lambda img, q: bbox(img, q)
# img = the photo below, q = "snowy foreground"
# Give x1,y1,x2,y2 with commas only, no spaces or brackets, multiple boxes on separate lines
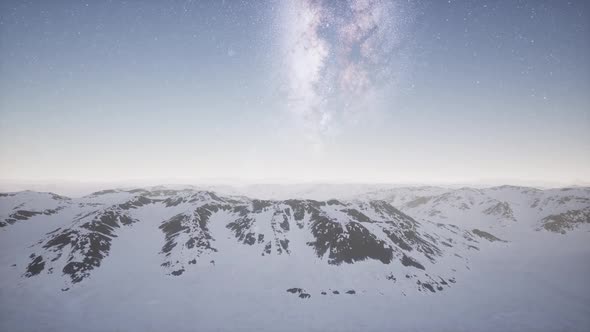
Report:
1,185,589,332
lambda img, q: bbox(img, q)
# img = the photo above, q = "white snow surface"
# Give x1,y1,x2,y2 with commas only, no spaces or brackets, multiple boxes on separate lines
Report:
0,185,589,332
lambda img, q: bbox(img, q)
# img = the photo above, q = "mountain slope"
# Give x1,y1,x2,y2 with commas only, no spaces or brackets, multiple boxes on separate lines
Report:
360,186,590,237
0,188,505,295
1,185,589,332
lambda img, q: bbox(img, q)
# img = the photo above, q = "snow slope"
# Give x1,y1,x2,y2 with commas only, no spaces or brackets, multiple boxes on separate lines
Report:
0,185,589,332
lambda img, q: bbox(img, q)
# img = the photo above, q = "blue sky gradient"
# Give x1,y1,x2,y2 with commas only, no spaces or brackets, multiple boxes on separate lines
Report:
0,0,588,185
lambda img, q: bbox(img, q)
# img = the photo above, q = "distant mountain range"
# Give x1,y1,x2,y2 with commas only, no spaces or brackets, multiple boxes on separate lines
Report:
360,185,590,235
1,185,588,296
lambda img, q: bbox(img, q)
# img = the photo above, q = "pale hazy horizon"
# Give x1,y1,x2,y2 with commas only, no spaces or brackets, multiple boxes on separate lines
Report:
1,176,588,198
1,1,589,187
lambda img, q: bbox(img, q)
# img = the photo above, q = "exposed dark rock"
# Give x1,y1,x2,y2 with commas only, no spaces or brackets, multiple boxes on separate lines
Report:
369,201,415,227
287,288,304,294
2,208,56,226
279,214,290,231
171,269,184,276
118,196,153,210
60,231,112,283
22,206,141,283
227,216,256,245
422,283,435,292
472,229,506,242
541,208,590,234
160,214,189,255
307,216,393,265
284,200,305,221
401,254,425,270
11,210,43,220
252,200,272,213
232,205,249,217
91,189,117,196
401,229,441,261
483,201,515,221
160,205,221,271
344,209,372,223
25,255,45,276
382,229,412,251
279,239,290,252
163,197,184,207
243,232,256,245
345,290,356,294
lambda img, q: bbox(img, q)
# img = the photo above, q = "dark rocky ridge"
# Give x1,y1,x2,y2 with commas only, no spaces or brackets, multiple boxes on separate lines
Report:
472,229,507,242
540,208,590,234
23,197,148,283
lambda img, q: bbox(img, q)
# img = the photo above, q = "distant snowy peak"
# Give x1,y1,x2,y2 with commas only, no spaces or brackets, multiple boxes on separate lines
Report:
0,191,71,227
359,186,590,233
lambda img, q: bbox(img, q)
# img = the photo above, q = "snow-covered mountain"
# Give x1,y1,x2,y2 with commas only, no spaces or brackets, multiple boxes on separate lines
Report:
1,185,589,331
358,185,590,237
1,188,504,294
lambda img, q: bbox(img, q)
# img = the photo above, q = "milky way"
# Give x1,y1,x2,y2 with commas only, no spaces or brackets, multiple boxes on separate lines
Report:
277,0,413,143
1,0,588,183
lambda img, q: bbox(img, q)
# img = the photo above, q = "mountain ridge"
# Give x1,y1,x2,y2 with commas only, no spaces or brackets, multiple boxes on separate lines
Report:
1,185,588,296
1,188,508,295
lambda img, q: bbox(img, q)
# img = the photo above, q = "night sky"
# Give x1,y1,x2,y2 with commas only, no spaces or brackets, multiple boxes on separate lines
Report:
0,0,589,185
